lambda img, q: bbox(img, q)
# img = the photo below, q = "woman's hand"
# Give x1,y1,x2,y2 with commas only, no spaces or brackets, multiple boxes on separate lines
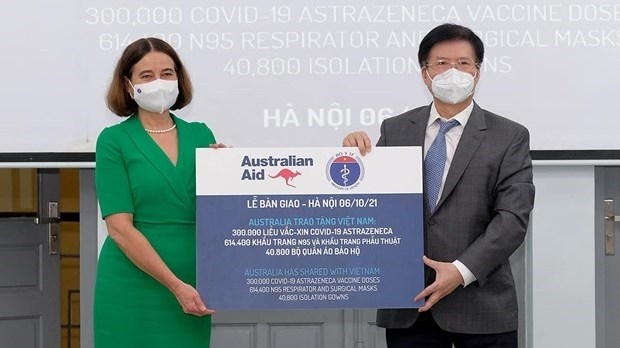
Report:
170,281,216,316
209,143,228,149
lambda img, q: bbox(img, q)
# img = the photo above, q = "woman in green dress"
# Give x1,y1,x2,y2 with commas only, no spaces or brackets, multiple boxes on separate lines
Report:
95,37,221,347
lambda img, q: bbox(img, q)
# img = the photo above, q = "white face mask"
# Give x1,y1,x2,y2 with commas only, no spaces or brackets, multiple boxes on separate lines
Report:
130,79,179,114
427,68,476,105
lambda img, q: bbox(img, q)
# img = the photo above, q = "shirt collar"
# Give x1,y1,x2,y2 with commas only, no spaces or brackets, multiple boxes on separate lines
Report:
427,101,474,128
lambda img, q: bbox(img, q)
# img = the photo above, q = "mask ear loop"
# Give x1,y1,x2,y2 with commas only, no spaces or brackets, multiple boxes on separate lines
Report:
427,68,447,103
425,68,433,81
125,77,137,99
467,69,478,99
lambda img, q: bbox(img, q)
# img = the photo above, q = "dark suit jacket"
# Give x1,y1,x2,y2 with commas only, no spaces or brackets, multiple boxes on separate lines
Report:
375,102,535,334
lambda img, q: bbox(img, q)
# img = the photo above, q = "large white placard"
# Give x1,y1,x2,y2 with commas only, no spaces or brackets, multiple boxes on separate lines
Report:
195,147,425,309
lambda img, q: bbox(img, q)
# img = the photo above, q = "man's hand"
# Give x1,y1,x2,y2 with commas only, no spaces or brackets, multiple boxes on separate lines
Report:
342,131,372,155
414,256,464,312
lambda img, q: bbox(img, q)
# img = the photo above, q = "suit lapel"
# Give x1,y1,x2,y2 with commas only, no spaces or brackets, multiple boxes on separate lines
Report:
435,103,487,211
401,106,430,217
122,115,194,210
404,106,430,146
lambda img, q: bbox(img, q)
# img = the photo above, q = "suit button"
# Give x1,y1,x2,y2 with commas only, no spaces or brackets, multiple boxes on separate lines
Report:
428,219,436,226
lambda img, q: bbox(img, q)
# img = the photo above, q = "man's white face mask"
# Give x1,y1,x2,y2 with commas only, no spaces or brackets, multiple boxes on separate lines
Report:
427,68,476,105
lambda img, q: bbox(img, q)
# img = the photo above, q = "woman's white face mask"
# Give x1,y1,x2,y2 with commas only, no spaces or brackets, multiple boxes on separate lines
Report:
130,79,179,114
427,68,476,105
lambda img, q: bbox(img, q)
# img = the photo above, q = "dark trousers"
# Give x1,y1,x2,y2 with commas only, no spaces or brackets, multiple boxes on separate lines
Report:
385,312,518,348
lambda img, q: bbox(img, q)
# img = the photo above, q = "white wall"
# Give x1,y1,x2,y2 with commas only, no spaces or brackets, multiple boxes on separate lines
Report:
530,164,596,347
4,1,620,152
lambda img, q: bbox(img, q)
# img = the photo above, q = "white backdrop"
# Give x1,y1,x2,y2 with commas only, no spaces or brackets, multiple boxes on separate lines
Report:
2,0,619,152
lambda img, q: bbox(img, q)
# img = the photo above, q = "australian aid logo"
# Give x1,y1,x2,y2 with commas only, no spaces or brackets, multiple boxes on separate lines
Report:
326,151,364,190
240,154,313,187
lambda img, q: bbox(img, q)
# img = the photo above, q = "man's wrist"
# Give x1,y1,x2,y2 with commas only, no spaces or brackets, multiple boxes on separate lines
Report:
452,260,476,287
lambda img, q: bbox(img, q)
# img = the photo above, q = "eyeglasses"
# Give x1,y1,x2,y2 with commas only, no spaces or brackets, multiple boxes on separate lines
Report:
425,59,480,74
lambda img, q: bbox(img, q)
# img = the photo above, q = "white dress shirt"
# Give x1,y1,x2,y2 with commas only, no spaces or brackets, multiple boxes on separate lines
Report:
424,102,477,287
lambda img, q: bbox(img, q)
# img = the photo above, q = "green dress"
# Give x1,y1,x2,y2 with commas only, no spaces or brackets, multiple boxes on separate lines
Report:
94,114,214,347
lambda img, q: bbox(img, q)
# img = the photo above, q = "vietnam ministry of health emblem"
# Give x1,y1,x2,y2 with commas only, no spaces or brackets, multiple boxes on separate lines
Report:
326,152,364,190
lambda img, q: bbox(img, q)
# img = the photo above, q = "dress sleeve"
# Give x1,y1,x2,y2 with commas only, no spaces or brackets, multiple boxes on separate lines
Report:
95,127,135,218
196,122,216,147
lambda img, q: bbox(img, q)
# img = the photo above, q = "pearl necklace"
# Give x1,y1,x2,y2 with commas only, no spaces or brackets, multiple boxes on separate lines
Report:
144,123,176,134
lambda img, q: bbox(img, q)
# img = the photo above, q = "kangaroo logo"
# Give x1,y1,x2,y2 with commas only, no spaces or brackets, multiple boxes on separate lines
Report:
269,168,301,187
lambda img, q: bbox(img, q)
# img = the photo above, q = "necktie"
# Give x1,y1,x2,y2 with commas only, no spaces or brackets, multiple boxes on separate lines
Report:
425,119,460,212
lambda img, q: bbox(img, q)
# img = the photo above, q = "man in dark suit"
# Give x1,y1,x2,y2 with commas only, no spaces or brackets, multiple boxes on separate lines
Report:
343,23,535,348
